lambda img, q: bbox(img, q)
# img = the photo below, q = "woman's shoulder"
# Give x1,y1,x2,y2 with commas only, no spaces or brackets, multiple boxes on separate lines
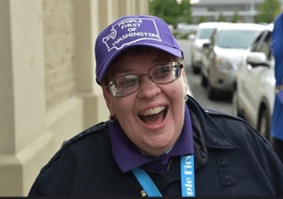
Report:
41,121,112,173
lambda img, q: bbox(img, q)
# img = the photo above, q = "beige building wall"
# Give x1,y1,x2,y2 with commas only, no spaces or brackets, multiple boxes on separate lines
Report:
0,0,149,196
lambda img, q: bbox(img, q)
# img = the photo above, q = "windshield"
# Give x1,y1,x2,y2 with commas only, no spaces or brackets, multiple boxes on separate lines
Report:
197,28,215,39
215,29,261,49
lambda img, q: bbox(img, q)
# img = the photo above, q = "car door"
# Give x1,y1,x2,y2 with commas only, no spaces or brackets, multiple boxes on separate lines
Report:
240,30,272,126
237,32,265,111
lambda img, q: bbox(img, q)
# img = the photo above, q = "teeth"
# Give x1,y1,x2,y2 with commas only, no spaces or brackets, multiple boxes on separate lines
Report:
140,106,165,116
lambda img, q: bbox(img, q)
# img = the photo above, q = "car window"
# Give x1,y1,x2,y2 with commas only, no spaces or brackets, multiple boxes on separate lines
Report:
215,29,261,49
197,28,215,39
255,32,272,60
251,32,265,51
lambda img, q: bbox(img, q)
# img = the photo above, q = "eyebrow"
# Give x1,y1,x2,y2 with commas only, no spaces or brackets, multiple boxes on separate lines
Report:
109,68,134,79
114,68,133,76
154,56,172,63
112,57,174,77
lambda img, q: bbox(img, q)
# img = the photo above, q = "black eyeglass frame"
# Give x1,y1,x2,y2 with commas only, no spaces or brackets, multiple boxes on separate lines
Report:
107,62,184,98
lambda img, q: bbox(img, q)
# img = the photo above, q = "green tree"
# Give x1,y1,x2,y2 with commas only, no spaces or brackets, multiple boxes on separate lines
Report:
149,0,180,26
217,13,226,22
197,16,207,24
231,11,243,23
179,0,193,24
149,0,193,26
254,0,280,23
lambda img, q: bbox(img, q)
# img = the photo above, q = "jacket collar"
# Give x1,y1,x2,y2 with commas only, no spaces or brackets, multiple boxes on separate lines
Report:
186,96,239,169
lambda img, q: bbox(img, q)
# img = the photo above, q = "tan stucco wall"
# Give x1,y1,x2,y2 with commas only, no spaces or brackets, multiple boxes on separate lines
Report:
43,0,77,111
0,0,148,196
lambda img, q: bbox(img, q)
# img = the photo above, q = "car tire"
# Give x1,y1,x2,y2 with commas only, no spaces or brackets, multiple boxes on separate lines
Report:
192,66,200,74
207,82,216,100
257,108,271,142
201,73,208,87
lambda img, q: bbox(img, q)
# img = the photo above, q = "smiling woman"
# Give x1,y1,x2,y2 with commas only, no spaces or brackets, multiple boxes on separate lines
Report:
28,14,283,197
102,47,186,156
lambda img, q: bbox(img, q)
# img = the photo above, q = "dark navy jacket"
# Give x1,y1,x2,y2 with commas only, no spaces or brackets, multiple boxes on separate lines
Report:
28,96,283,197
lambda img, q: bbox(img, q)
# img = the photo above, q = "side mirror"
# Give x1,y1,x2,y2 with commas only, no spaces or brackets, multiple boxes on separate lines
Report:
188,34,195,40
246,52,268,67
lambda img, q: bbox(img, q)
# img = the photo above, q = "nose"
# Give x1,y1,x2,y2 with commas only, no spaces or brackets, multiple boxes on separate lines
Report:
137,75,161,99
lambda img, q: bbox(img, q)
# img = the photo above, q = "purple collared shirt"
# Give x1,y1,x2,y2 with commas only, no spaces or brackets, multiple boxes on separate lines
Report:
111,104,194,175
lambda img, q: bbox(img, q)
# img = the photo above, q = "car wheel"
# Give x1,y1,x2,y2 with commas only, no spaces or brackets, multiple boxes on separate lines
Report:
201,73,208,87
192,65,200,74
207,82,216,100
257,108,271,141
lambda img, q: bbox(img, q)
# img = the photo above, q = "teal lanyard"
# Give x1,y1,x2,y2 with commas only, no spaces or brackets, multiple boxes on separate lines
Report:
132,155,195,197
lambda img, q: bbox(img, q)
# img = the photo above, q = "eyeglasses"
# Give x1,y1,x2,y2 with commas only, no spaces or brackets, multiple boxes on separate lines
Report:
108,62,183,97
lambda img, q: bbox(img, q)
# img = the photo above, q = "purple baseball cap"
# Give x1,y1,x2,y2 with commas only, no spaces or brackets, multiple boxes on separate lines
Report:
95,15,183,84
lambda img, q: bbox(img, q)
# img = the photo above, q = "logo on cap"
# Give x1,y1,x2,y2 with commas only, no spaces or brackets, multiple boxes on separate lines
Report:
102,18,162,52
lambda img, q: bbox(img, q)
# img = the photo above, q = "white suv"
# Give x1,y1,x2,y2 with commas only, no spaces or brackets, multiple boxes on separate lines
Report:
201,23,265,99
232,24,275,141
191,22,219,74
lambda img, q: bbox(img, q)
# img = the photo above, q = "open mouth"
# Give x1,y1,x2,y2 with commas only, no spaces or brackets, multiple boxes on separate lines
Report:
138,106,168,126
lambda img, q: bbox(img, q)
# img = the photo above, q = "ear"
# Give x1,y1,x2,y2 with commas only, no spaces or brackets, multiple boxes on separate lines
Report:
181,69,188,97
102,85,115,116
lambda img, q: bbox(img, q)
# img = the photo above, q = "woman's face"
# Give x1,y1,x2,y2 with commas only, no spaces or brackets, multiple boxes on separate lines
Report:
102,48,188,156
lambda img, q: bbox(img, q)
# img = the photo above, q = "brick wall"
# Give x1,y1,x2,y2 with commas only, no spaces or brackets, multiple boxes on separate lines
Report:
43,0,77,111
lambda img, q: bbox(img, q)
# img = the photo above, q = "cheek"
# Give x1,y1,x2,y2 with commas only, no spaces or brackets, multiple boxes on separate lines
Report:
165,81,185,97
169,89,177,95
113,96,135,117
